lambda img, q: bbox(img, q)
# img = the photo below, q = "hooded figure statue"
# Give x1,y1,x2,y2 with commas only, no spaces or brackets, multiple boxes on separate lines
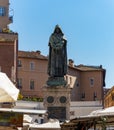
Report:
47,25,67,78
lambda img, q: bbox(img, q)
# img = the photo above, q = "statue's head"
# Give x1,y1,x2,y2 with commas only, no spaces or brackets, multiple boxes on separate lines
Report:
53,25,63,35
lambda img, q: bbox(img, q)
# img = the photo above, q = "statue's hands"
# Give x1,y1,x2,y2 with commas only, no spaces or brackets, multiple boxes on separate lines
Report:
56,44,63,50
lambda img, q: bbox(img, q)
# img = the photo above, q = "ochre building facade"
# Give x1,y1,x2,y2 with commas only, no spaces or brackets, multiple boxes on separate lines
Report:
18,51,106,103
104,86,114,108
18,51,48,98
0,0,18,83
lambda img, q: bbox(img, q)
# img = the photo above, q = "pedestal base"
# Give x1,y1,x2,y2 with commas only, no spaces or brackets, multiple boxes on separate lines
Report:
47,77,67,86
43,85,71,121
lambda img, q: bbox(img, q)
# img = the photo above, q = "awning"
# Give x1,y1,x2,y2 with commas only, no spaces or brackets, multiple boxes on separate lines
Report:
0,72,19,102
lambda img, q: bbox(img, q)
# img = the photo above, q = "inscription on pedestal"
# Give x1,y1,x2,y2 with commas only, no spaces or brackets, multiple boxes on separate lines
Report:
48,107,66,120
43,85,71,120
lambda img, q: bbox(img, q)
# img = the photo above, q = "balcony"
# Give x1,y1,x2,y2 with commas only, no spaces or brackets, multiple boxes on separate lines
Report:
9,16,13,23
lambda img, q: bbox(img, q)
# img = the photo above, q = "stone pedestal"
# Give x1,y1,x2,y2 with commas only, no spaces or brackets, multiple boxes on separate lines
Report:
43,85,71,121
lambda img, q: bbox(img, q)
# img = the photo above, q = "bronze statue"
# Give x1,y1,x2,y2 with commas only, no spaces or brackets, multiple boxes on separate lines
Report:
47,25,67,86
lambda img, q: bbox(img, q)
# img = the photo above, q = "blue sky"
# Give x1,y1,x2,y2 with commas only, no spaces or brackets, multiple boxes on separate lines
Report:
9,0,114,88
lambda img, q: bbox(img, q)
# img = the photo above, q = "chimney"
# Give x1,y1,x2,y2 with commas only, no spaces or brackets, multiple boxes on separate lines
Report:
36,50,41,55
69,59,74,67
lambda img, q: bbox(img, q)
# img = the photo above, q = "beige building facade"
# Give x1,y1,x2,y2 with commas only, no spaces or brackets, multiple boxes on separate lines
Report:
18,51,106,103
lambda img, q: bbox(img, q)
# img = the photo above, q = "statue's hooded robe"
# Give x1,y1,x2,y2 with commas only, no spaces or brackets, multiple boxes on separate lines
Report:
48,25,67,77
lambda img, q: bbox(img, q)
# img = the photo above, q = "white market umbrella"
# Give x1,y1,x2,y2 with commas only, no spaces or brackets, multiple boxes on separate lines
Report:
88,106,114,117
0,72,19,102
96,106,114,116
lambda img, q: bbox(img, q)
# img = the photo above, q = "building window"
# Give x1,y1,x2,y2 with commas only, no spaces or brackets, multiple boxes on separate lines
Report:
94,92,97,100
0,66,1,72
81,92,85,99
30,62,35,70
111,94,114,101
30,80,34,90
70,77,72,85
17,78,22,89
76,80,79,87
0,7,5,16
18,60,22,67
90,78,94,86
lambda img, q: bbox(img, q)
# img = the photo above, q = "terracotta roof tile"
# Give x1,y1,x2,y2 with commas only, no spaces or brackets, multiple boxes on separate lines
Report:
69,64,104,71
75,64,103,71
18,51,48,60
